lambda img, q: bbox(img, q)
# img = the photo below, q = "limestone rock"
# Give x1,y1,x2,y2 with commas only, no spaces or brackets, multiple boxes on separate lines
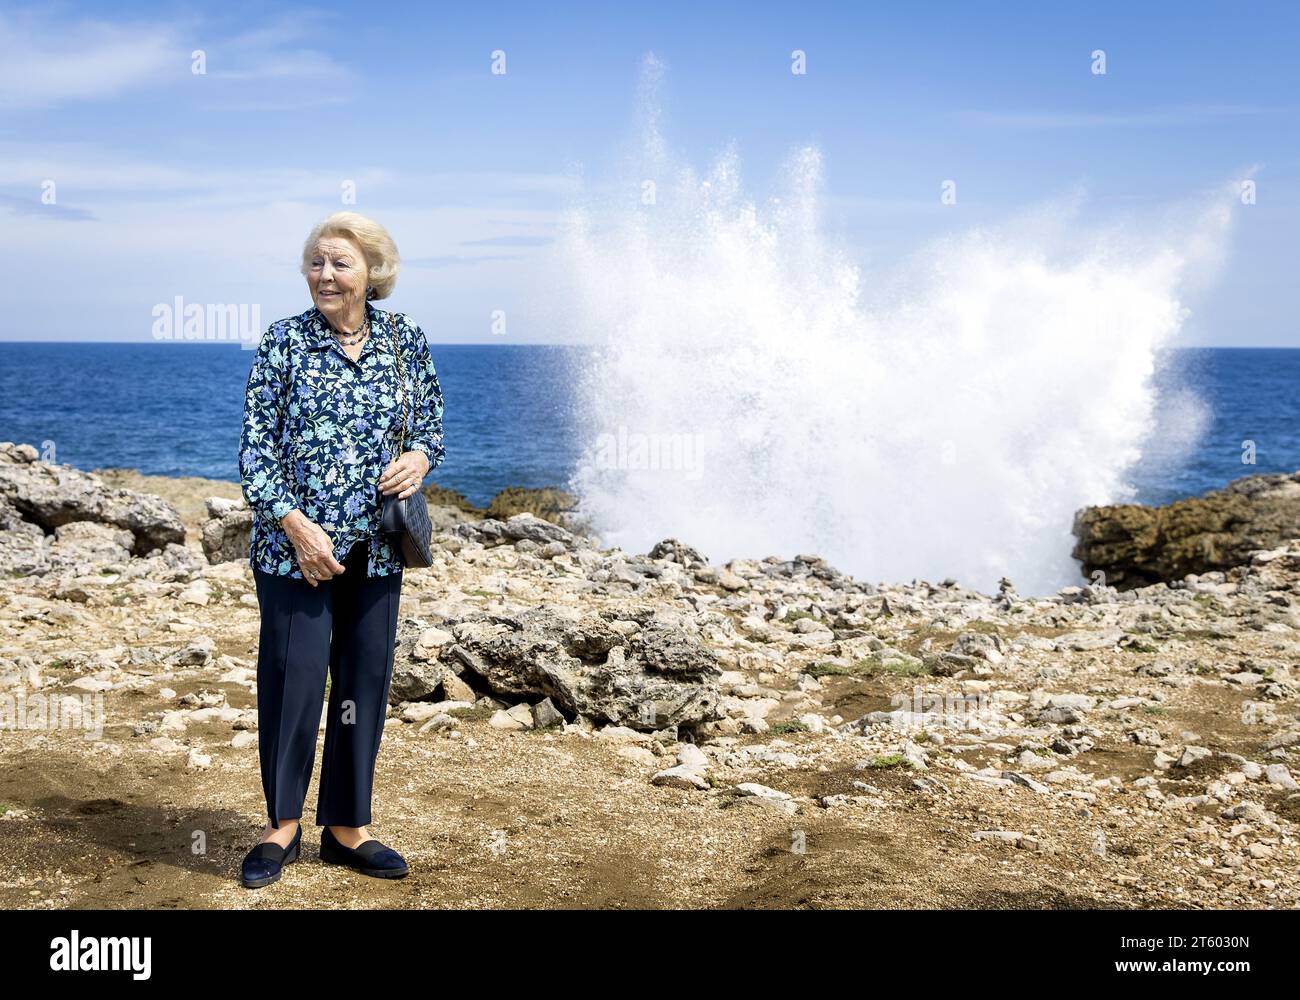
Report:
1073,470,1300,588
200,497,252,564
433,605,722,732
0,444,185,567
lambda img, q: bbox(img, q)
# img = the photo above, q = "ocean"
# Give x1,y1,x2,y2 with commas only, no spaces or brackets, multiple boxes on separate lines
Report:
0,341,584,509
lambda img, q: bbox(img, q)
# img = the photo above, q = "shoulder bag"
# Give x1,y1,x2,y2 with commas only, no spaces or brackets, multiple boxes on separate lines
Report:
378,311,434,568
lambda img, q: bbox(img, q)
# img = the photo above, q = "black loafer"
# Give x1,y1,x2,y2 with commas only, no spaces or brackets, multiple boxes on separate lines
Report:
240,824,302,888
320,826,409,878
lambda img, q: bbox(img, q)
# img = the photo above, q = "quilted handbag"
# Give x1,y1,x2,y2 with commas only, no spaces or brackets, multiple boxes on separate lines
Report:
379,312,434,568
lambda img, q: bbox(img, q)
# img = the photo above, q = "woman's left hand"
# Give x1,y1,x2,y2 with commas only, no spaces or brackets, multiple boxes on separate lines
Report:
379,450,431,499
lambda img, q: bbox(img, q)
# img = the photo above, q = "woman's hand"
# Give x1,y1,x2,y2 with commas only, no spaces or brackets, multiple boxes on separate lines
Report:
379,450,430,500
281,511,346,587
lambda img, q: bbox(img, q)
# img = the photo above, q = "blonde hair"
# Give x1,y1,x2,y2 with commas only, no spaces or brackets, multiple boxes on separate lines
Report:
300,211,400,300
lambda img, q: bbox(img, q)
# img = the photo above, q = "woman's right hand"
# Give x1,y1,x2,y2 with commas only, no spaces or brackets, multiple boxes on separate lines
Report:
280,510,346,586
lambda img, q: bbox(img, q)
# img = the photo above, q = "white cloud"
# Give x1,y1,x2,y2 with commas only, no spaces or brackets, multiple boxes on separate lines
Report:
0,11,182,108
0,8,355,112
0,139,578,203
200,16,353,83
1,138,571,342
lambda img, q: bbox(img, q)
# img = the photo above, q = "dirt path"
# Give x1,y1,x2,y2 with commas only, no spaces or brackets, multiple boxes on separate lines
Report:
3,642,1294,909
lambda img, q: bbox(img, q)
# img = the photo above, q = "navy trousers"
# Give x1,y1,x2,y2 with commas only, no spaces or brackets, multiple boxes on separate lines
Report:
252,539,403,829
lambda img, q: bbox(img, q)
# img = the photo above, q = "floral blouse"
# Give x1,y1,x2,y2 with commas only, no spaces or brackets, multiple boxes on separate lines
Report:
239,302,445,578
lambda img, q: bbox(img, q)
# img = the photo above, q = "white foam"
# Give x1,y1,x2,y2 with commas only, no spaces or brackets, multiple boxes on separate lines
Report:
558,59,1236,596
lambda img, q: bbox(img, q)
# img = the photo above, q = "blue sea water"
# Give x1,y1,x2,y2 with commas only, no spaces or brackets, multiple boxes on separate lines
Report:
0,341,584,509
1141,347,1300,504
0,342,1296,510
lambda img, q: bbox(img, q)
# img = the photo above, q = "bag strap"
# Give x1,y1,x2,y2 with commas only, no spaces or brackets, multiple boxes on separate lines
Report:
388,310,410,456
274,323,303,508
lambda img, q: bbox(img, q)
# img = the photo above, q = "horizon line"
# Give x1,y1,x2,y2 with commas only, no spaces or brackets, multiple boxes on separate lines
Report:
1,340,1298,350
0,339,587,348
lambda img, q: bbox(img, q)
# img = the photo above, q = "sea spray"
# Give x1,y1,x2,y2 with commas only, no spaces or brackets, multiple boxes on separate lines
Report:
558,61,1235,596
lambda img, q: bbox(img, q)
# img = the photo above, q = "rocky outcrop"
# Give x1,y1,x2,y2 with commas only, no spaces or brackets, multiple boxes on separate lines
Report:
1073,470,1300,589
483,485,580,526
647,538,709,568
449,511,590,552
200,496,253,564
389,619,462,702
0,442,187,573
412,605,723,732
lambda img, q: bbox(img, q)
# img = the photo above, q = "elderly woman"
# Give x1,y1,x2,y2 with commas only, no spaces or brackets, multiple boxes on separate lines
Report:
236,211,445,888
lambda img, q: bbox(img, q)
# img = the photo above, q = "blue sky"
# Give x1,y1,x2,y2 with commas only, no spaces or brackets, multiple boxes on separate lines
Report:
3,0,1298,344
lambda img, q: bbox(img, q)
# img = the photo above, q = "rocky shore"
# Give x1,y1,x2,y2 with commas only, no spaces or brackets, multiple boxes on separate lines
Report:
1,439,1298,909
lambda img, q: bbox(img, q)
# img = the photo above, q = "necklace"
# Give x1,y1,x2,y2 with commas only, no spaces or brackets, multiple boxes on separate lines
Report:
330,313,370,346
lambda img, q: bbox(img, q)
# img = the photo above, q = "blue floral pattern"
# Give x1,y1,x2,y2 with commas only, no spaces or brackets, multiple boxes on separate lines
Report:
239,302,445,578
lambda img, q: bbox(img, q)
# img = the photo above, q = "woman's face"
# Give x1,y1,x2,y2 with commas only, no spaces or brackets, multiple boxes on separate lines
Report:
306,234,369,326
